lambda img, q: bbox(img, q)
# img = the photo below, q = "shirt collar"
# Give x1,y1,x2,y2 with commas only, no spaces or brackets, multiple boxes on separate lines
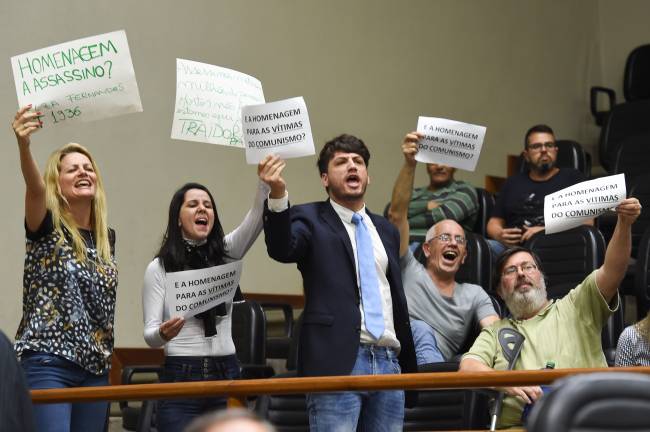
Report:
329,198,367,224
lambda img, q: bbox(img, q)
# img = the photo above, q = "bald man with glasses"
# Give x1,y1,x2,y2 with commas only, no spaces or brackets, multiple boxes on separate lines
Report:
389,133,499,365
486,124,589,257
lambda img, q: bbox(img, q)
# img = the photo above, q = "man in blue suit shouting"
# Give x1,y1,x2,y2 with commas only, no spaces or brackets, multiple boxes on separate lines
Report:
260,134,417,432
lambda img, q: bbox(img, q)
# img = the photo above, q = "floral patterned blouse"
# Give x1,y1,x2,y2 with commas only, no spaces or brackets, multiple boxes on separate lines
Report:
14,212,117,375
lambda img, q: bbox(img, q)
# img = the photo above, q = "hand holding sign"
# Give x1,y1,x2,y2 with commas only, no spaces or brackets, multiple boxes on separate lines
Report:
544,174,626,234
258,155,287,199
401,131,422,167
616,197,642,226
415,117,486,171
12,105,42,148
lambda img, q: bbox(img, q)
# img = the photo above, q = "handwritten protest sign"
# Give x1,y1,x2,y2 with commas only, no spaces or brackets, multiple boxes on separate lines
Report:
11,30,142,126
243,96,315,164
415,117,486,171
171,59,265,147
165,261,242,318
544,174,626,234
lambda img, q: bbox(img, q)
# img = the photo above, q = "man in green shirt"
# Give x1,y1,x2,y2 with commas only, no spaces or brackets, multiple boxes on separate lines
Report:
392,131,478,237
460,197,641,429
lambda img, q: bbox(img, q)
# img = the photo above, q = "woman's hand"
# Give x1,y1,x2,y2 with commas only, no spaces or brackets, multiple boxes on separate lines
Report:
158,317,185,342
258,154,287,199
12,105,42,148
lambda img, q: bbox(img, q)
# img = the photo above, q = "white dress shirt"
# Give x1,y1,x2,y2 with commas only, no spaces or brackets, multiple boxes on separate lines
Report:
268,192,400,351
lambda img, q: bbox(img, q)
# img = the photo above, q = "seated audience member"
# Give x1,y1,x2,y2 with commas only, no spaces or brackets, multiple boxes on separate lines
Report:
184,408,276,432
0,330,34,432
616,311,650,366
460,197,641,429
402,133,478,237
486,125,587,256
389,132,499,365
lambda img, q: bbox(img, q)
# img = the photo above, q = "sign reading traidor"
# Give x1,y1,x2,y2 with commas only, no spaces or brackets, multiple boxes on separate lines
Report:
544,174,626,234
11,30,142,126
165,261,242,318
415,116,486,171
171,59,265,147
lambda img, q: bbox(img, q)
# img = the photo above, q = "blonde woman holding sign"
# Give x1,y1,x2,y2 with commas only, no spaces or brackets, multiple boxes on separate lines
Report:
142,156,282,432
11,105,118,432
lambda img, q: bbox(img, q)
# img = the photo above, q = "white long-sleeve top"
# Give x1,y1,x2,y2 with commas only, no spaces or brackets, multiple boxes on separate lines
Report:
142,180,269,357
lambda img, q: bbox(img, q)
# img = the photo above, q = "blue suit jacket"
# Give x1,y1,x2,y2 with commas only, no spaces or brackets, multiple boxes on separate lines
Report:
264,200,417,380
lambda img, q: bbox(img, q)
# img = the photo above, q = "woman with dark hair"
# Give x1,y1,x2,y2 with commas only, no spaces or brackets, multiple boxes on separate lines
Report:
142,155,284,432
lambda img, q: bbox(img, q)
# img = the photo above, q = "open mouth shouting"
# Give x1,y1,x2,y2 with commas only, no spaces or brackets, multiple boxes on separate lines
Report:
345,173,361,189
441,249,459,265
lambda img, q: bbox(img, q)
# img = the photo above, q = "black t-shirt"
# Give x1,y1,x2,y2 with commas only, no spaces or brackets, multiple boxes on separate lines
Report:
492,168,585,228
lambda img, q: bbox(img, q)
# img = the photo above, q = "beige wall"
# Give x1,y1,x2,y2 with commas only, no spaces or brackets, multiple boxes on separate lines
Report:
0,0,643,346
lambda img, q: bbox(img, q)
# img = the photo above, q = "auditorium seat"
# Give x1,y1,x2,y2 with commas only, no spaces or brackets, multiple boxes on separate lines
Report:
473,188,495,237
526,372,650,432
254,371,309,432
635,227,650,317
590,44,650,127
404,362,490,431
517,139,590,177
232,300,274,378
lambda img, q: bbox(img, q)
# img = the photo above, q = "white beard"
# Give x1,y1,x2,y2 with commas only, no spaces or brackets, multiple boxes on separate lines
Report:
504,278,548,320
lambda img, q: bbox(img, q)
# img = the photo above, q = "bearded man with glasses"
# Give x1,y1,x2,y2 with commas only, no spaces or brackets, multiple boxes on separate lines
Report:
389,132,499,365
460,197,641,429
486,124,590,258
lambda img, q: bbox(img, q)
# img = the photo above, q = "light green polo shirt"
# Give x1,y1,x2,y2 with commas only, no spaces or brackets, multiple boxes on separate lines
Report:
462,270,618,429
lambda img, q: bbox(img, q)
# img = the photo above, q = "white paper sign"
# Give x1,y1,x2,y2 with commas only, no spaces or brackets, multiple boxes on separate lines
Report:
11,30,142,126
171,59,265,147
243,96,315,164
415,116,486,171
544,174,626,234
165,261,242,318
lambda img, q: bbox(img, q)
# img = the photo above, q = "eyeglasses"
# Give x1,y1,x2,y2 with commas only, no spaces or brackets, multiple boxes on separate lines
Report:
527,142,557,151
502,262,538,277
429,233,466,245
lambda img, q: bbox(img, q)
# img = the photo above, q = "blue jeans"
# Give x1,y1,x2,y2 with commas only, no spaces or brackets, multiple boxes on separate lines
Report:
20,351,109,432
157,355,241,432
306,344,404,432
410,319,445,365
487,239,508,262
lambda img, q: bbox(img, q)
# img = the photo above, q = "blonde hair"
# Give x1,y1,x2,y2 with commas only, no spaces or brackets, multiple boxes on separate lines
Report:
43,143,113,265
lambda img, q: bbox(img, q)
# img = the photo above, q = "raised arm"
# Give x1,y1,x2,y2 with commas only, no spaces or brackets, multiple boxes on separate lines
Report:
12,105,46,232
387,132,421,257
596,197,641,302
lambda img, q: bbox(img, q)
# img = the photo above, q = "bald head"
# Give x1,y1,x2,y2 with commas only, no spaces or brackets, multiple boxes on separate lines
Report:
425,219,464,243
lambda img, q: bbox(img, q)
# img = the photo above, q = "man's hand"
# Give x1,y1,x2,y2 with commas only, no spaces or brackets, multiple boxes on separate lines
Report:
402,131,422,167
616,197,642,226
521,225,544,242
258,154,287,199
501,385,543,404
426,200,440,211
497,227,523,246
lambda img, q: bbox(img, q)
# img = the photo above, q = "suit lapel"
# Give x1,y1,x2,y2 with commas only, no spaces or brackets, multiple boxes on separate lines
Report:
319,200,355,267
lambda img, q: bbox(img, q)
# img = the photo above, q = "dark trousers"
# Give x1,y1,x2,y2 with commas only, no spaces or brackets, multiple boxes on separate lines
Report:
156,354,241,432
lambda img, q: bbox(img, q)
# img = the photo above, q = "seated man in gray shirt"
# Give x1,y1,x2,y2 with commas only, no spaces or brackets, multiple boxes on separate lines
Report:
389,131,499,364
